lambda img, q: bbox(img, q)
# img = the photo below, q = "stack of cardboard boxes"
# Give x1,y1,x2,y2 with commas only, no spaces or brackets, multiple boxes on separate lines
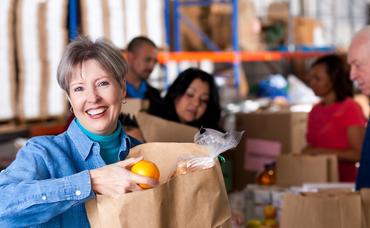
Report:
232,111,308,190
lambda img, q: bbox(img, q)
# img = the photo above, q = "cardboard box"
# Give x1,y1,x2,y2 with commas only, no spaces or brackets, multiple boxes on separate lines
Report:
121,99,149,116
1,0,16,121
293,16,322,46
361,189,370,228
135,112,198,143
267,2,289,23
0,126,29,169
209,1,263,51
281,191,361,228
0,140,18,169
237,111,307,154
279,188,370,228
179,5,207,51
232,111,307,190
276,154,339,187
244,138,281,172
16,0,68,121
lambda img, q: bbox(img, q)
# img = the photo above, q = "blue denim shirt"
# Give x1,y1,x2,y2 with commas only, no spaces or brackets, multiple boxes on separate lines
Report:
0,120,141,227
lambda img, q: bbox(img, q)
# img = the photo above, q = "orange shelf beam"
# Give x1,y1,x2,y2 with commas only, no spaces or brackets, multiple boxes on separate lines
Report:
29,121,67,137
157,51,332,64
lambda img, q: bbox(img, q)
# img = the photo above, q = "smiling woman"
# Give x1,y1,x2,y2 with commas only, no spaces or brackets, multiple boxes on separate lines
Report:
0,37,158,227
68,59,123,135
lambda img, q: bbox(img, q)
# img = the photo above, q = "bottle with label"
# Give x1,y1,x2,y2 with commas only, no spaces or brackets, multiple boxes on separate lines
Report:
257,162,276,186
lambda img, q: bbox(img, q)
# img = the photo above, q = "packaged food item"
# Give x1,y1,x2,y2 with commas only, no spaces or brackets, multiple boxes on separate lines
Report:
257,162,276,186
262,204,278,228
171,127,244,178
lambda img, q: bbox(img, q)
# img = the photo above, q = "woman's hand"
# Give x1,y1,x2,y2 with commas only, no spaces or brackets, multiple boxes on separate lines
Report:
89,156,159,197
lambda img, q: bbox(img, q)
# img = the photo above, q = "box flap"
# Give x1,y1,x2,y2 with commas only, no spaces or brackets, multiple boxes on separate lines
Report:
136,112,198,143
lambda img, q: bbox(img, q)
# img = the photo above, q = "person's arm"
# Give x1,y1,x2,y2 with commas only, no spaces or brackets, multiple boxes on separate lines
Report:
0,143,158,226
0,143,93,226
302,125,365,161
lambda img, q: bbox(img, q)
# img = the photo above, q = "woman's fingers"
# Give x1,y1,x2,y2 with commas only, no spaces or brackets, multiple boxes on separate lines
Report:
128,181,143,192
117,156,143,168
130,172,159,188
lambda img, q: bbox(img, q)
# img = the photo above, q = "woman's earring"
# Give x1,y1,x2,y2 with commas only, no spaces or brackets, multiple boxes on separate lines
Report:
69,106,73,113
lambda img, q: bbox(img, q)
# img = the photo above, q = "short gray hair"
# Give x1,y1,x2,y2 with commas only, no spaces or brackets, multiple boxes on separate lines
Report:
57,36,127,93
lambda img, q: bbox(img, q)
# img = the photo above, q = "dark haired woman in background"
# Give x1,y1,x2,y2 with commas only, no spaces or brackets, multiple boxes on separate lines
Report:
303,54,367,182
149,67,222,130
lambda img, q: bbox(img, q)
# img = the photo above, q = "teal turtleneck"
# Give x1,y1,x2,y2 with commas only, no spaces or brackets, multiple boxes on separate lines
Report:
75,119,122,164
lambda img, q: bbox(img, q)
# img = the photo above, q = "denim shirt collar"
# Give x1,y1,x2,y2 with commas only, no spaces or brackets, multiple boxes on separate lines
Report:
66,119,132,161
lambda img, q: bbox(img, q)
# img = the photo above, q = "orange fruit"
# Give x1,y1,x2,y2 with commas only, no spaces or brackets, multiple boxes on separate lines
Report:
263,205,277,219
130,160,160,189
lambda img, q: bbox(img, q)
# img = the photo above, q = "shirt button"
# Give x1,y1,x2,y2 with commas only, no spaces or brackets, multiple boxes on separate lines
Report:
41,195,47,200
75,190,81,196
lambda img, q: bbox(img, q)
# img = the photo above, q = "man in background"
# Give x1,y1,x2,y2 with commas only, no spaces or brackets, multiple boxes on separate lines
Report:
347,25,370,190
125,36,161,105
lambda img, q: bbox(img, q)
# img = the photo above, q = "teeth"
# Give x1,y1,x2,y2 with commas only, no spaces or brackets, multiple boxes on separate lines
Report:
87,107,106,115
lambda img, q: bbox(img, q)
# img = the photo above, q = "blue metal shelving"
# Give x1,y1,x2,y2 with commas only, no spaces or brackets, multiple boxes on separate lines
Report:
167,0,240,88
68,0,241,88
68,0,78,41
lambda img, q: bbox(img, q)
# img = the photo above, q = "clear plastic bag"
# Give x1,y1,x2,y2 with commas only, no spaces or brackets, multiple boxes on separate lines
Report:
171,127,244,178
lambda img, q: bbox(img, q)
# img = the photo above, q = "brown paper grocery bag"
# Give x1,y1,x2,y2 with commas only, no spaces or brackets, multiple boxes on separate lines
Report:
361,189,370,228
276,154,338,187
135,112,198,143
281,192,361,228
86,143,232,228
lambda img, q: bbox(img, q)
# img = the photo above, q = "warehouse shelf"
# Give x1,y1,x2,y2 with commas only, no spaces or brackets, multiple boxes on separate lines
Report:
169,0,238,52
157,49,334,63
167,0,240,87
66,0,336,87
164,0,338,89
28,121,67,137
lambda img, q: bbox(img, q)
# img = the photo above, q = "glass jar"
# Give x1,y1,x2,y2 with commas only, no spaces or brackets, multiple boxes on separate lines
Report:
257,162,276,186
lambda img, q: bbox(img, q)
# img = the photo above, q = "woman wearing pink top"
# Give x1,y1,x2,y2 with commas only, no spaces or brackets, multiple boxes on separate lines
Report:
303,54,367,182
